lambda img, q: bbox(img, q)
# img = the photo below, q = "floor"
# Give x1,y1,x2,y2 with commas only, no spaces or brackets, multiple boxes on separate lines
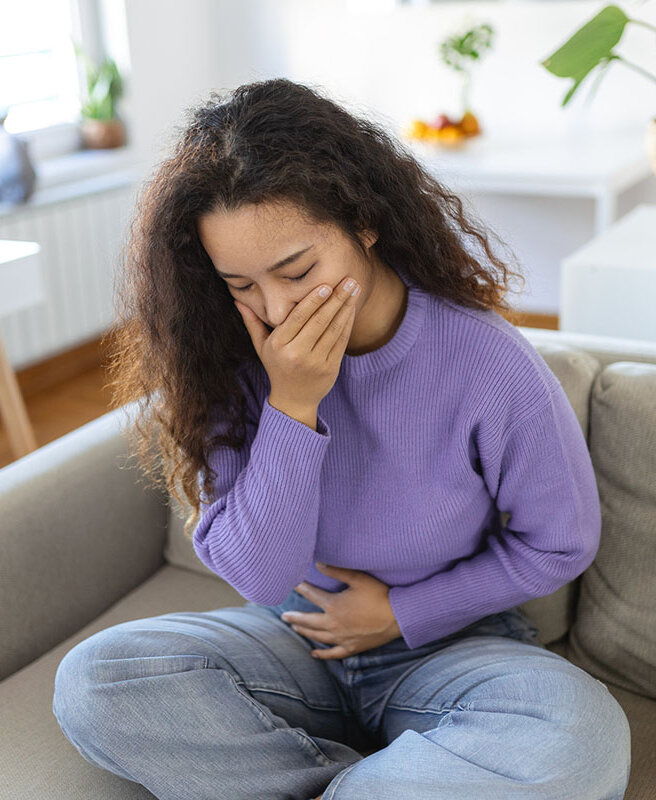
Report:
0,364,112,471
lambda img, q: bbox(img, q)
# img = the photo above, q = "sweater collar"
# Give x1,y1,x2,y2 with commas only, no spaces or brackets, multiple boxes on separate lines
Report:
338,276,427,379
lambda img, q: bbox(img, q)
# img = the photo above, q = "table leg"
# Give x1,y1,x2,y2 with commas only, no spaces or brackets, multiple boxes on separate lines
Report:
0,332,38,459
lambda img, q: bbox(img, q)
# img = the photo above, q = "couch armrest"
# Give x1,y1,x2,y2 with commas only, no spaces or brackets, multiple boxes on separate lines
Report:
0,401,169,680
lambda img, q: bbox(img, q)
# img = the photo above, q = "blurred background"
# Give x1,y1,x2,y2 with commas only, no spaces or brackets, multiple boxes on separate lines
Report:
1,0,655,468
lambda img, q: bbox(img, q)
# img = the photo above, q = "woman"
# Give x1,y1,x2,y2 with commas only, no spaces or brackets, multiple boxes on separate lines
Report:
52,78,631,800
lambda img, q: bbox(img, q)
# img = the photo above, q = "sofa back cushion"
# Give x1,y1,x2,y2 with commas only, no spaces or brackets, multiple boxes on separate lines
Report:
165,496,225,580
514,343,600,644
566,362,656,698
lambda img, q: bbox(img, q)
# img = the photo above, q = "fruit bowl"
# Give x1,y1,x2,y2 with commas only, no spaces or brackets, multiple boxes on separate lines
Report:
403,111,481,149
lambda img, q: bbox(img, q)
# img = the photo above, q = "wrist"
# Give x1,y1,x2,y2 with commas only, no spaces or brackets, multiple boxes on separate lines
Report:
268,394,316,412
267,395,318,430
385,591,402,639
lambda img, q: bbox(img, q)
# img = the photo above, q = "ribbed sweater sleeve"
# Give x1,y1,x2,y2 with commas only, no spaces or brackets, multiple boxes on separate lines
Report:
388,380,602,649
192,394,332,606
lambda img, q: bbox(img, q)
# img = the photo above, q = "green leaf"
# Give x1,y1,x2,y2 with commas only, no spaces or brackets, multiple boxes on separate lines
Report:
541,5,629,107
542,5,628,77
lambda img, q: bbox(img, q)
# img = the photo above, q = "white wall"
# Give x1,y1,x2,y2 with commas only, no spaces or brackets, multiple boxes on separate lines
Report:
121,0,272,165
116,0,656,314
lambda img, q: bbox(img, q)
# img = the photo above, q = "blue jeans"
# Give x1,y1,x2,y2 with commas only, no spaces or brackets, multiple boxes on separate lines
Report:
52,589,631,799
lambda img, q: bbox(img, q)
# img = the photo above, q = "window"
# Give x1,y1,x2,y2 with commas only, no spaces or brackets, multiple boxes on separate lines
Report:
0,0,112,160
0,0,80,132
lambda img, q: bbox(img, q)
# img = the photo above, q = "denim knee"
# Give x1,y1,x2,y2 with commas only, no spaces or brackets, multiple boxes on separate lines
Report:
528,665,631,794
52,626,141,739
52,624,211,741
569,675,631,792
52,634,101,739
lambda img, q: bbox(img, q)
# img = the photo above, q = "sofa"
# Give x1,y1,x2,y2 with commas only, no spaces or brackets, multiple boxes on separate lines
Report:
1,325,655,800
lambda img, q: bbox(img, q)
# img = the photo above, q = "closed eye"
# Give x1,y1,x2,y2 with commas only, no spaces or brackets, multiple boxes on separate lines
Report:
233,263,316,292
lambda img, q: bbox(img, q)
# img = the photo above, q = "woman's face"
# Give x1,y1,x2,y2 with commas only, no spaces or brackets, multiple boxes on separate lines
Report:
197,199,376,331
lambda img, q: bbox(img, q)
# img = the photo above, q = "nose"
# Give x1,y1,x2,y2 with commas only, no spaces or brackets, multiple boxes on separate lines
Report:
264,298,296,329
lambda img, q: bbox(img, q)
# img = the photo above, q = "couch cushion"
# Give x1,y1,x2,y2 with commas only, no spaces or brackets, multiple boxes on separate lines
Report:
515,343,600,645
0,403,170,681
547,637,656,800
2,562,654,799
568,362,656,699
0,564,247,800
165,493,224,581
527,342,599,434
520,326,656,371
164,342,602,648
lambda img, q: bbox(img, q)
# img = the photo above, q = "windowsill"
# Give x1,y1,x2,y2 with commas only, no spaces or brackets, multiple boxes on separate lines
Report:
35,145,146,190
0,145,148,219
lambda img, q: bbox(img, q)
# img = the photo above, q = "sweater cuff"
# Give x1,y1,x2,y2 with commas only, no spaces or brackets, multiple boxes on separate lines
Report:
388,564,491,650
260,394,330,441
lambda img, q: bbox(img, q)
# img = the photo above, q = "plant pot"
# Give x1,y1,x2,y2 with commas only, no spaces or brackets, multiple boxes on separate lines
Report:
80,118,126,149
646,117,656,176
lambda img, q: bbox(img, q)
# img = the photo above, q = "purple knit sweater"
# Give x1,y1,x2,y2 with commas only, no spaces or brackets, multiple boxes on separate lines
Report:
193,277,601,649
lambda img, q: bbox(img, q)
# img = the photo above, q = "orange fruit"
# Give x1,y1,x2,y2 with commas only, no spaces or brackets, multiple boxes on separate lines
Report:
436,126,466,146
406,119,429,140
459,111,480,136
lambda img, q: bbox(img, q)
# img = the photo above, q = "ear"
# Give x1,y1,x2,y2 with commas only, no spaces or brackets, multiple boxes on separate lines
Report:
358,228,379,250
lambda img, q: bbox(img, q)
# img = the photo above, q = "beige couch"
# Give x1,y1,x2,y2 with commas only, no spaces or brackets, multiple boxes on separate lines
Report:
1,326,655,799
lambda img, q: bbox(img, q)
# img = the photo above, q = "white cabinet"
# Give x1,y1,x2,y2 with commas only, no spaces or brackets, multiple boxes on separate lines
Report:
560,204,656,341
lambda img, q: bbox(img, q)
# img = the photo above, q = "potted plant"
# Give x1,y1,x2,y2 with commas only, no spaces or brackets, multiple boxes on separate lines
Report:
438,21,494,127
404,20,495,148
73,41,126,149
540,4,656,172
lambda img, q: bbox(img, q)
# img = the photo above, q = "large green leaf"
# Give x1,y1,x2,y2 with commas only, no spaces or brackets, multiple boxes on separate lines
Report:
541,5,629,106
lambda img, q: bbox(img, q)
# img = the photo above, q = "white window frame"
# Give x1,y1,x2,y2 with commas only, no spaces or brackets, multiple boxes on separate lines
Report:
11,0,107,161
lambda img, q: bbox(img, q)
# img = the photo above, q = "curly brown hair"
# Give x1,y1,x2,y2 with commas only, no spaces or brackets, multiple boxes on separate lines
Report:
103,77,526,542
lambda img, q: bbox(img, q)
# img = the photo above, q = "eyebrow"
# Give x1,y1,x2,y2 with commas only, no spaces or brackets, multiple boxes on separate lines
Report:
216,245,314,279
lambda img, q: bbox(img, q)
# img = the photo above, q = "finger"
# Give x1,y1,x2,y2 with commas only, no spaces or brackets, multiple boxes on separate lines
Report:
273,282,339,347
282,611,331,631
281,276,356,352
317,297,357,360
315,563,363,583
233,300,269,356
311,646,349,660
294,582,332,609
308,277,358,355
290,624,337,643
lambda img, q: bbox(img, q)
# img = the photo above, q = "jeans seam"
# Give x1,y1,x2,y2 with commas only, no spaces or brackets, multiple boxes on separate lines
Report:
383,701,472,715
110,626,240,664
245,684,343,713
223,670,343,767
323,759,361,800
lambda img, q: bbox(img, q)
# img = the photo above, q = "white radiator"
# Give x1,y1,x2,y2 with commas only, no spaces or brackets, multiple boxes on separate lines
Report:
0,170,139,371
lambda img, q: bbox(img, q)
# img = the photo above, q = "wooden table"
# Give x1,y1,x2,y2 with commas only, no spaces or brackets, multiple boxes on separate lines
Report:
0,240,44,459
